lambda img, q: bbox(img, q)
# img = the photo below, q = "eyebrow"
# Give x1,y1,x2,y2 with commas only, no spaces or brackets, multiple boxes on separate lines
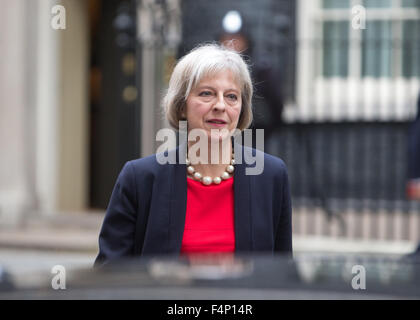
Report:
196,85,240,93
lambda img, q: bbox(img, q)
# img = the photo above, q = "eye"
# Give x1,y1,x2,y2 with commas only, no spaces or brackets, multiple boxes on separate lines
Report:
226,93,238,101
199,91,212,97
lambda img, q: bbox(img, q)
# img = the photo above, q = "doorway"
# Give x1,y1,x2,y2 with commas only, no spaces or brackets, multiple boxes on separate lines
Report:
88,0,140,209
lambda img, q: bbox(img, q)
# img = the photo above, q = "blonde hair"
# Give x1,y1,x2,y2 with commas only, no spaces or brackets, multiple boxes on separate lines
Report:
162,43,253,131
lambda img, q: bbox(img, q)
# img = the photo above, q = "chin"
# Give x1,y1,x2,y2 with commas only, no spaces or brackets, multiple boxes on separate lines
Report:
208,132,231,144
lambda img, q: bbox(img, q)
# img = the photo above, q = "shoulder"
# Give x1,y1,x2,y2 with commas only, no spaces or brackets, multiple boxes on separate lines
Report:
128,153,161,171
122,147,179,178
242,146,288,176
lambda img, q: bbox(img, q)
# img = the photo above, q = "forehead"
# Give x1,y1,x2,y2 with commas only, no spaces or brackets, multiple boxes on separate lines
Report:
194,69,241,90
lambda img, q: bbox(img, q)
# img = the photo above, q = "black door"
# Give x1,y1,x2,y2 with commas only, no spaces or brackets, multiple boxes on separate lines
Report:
89,0,140,209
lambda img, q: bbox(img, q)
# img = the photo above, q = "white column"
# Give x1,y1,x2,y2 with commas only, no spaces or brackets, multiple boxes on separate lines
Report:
57,0,89,211
294,0,320,122
0,0,32,226
140,46,158,157
1,0,91,225
35,0,60,215
35,0,89,213
138,0,181,157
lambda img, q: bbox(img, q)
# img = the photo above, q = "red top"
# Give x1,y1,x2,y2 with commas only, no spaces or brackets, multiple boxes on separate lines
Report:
181,176,235,254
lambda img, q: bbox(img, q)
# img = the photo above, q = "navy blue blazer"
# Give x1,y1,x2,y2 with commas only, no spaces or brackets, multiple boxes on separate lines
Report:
94,143,292,267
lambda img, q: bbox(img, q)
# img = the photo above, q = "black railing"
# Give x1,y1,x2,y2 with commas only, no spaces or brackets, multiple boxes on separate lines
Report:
270,122,420,209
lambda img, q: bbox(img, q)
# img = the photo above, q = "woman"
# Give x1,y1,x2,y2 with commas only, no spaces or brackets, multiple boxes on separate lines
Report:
94,44,292,267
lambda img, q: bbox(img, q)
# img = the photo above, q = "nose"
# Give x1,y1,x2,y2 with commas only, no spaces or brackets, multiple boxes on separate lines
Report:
213,93,226,111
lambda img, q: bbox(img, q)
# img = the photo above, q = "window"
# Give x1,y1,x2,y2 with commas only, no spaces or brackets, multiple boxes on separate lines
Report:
362,20,392,77
364,0,392,8
402,20,420,77
402,0,420,8
321,0,420,78
294,0,420,122
323,0,350,8
323,21,349,77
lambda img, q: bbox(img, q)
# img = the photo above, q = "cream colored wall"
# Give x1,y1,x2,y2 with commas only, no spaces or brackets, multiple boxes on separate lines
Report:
57,0,89,211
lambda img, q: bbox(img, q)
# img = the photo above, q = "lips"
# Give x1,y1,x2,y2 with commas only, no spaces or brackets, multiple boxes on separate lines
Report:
206,119,227,124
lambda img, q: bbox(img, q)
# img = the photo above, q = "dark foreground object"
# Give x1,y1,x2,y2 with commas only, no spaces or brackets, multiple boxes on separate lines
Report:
1,253,419,300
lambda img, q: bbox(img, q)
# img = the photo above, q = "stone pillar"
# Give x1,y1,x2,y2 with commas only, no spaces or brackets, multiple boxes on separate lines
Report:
34,0,60,215
137,0,182,157
0,0,90,227
57,0,89,211
0,0,33,226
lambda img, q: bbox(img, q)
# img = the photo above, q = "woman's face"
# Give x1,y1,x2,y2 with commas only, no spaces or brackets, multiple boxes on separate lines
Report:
184,70,242,142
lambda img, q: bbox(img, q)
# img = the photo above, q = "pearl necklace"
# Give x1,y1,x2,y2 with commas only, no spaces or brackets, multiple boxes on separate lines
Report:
186,154,235,185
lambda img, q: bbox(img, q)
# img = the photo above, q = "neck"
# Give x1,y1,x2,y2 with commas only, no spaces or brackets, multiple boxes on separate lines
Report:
187,138,232,177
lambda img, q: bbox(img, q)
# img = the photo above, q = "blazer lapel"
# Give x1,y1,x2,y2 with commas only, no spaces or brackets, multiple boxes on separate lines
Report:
233,144,253,252
167,143,188,254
